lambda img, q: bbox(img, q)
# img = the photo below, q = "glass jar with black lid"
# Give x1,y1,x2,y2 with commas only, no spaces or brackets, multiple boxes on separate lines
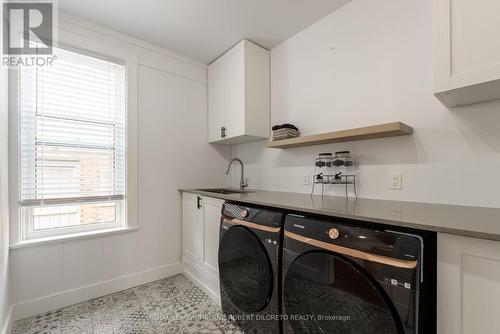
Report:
315,153,333,182
333,151,354,176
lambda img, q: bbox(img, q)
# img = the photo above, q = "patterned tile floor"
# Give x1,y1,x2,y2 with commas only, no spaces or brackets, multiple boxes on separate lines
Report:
11,274,244,334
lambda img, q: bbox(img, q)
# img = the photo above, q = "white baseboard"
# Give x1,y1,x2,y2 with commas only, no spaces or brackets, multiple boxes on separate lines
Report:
1,306,13,334
13,262,182,321
182,255,221,305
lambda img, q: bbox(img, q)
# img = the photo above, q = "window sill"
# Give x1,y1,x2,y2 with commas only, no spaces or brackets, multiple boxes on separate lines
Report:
9,226,138,250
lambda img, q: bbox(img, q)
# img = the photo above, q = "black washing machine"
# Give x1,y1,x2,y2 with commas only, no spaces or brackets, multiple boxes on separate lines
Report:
282,214,436,334
218,202,285,334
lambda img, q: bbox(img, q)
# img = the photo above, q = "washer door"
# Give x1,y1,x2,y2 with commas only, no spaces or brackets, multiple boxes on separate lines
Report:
284,251,403,334
219,226,273,313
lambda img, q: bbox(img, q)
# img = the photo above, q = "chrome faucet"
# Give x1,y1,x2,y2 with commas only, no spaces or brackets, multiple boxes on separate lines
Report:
226,158,248,190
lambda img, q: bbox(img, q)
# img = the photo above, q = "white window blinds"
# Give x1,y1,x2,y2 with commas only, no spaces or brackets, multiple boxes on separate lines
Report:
19,46,126,207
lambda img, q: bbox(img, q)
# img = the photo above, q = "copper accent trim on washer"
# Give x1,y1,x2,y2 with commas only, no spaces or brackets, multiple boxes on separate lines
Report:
223,218,281,233
285,231,418,269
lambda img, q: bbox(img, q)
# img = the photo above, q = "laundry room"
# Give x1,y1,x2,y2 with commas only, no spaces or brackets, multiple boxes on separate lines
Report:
1,0,500,333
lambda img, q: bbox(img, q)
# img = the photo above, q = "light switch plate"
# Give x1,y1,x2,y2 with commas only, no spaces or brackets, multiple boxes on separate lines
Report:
390,172,402,190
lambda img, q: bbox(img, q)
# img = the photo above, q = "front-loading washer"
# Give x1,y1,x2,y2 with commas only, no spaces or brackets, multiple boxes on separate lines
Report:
281,213,436,334
218,202,285,334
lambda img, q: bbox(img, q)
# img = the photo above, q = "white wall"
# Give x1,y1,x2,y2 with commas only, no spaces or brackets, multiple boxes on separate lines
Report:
9,15,231,320
233,0,500,208
1,52,13,333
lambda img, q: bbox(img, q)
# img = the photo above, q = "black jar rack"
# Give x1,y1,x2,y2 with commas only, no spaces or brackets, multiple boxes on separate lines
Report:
310,173,357,198
311,152,357,198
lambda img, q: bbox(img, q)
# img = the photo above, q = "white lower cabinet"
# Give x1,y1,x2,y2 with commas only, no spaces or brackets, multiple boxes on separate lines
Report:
438,233,500,334
182,192,224,302
182,192,204,263
203,197,223,272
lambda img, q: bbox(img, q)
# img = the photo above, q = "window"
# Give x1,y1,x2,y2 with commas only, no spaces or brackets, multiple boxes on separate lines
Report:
18,45,128,240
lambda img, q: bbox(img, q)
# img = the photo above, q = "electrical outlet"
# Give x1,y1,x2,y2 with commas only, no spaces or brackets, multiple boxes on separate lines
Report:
303,172,311,185
390,172,402,190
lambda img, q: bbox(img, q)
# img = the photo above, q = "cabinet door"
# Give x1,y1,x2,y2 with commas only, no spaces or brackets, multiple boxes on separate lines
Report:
208,57,226,143
434,0,500,106
182,193,204,262
438,233,500,334
203,197,224,272
225,44,245,139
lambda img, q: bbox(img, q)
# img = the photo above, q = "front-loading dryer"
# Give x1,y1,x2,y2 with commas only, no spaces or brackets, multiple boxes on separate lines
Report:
218,202,285,334
281,214,436,334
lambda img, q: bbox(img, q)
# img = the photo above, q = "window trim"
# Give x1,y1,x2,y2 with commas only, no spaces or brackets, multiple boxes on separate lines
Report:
9,30,138,246
9,226,139,250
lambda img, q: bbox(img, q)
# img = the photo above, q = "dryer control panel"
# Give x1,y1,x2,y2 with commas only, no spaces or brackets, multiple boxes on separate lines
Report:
285,214,422,262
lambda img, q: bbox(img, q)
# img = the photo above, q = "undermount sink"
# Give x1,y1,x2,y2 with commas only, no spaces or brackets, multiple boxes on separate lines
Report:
197,188,252,195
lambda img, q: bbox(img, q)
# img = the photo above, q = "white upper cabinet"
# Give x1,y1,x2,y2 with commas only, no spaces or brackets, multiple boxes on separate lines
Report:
434,0,500,107
208,40,270,144
208,58,226,143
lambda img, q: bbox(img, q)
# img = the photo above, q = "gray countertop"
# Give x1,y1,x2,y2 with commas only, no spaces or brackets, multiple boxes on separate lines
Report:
180,188,500,241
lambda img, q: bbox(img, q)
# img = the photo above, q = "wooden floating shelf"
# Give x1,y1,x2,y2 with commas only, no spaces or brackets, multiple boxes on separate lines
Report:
267,122,413,149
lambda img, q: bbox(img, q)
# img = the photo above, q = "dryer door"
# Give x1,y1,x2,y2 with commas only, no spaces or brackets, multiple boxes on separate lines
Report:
219,225,273,313
283,251,403,334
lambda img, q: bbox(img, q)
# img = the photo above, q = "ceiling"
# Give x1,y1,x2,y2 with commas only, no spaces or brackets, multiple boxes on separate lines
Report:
59,0,350,64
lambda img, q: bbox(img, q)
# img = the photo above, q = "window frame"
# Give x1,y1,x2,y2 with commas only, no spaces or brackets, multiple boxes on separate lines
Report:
9,30,138,245
22,201,125,240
